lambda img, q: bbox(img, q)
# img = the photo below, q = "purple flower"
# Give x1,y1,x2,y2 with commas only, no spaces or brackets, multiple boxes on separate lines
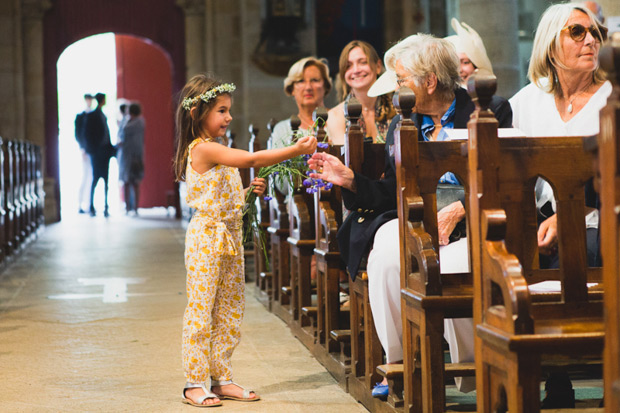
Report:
263,195,272,201
324,182,333,190
302,178,313,187
317,142,329,149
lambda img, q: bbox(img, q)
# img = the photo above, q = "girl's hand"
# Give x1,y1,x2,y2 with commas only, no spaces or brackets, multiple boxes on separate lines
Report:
295,135,318,155
249,177,267,196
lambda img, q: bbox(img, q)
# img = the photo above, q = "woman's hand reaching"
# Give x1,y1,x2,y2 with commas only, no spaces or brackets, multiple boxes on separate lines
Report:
307,152,356,191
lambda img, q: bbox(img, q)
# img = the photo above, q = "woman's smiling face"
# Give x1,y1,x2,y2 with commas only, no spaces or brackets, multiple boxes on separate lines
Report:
344,46,380,91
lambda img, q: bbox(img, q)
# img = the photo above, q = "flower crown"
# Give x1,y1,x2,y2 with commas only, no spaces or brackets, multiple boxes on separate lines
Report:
182,83,236,110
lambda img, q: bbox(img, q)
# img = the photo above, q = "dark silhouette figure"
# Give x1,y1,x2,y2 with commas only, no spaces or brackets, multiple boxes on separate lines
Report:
83,93,115,217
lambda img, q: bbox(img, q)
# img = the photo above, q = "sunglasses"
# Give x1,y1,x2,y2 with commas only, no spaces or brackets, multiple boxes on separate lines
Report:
561,24,608,43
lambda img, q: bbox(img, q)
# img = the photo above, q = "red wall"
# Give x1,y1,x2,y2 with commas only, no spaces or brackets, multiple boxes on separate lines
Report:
116,35,175,208
43,0,185,219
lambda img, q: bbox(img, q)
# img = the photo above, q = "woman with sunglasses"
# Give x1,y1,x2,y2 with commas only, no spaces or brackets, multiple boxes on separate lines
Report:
510,3,609,134
509,3,609,408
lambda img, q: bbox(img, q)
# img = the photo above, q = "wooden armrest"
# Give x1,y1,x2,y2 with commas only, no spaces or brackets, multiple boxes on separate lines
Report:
330,329,351,342
301,306,317,317
377,363,404,379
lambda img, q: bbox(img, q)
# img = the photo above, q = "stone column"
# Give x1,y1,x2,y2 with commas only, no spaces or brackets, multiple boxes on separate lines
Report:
176,0,207,78
384,0,431,49
21,0,54,222
21,0,50,148
599,0,619,21
459,0,520,98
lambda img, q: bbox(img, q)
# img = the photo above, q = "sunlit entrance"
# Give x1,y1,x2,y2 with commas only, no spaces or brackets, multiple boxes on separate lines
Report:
57,33,122,219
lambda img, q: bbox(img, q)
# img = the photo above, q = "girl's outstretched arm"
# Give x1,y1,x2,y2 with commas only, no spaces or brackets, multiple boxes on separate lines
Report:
191,135,317,173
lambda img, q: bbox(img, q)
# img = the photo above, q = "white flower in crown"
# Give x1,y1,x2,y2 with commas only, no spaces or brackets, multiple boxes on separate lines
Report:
182,83,236,110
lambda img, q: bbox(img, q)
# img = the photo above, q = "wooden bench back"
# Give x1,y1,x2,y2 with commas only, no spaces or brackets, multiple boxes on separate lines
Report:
467,76,602,337
393,87,472,297
598,43,620,412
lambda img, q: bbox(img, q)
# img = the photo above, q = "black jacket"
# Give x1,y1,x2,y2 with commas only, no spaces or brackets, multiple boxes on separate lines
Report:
337,88,513,279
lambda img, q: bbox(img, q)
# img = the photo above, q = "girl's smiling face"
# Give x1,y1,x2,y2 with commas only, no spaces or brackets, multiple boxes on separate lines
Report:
203,94,232,138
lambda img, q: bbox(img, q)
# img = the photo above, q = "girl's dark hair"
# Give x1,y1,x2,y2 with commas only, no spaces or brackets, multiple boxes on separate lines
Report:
173,74,231,182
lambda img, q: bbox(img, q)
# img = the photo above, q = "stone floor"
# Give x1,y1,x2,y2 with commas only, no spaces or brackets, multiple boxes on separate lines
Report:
0,209,366,412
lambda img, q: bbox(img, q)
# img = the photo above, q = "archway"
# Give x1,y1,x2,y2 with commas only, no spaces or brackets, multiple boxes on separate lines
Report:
57,33,175,218
43,0,185,221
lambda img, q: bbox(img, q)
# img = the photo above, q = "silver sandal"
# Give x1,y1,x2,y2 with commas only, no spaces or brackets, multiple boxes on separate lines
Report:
182,382,223,408
211,379,261,402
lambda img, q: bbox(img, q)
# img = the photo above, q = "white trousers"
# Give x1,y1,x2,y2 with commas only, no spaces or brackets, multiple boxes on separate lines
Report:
367,218,475,392
79,150,92,210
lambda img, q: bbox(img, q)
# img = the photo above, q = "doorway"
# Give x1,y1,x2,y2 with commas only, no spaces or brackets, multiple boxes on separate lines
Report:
56,33,176,219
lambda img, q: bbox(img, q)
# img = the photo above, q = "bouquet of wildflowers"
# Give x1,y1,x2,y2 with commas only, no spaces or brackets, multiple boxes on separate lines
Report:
243,119,331,264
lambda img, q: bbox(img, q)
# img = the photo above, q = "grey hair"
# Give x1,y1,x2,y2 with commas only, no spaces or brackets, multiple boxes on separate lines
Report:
388,33,461,101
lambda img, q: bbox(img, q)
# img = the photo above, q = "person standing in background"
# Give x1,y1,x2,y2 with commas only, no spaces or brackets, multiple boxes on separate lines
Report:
117,102,145,216
84,92,115,218
74,93,94,214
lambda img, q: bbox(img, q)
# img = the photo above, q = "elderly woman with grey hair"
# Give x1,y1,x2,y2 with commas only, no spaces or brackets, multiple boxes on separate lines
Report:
308,33,512,399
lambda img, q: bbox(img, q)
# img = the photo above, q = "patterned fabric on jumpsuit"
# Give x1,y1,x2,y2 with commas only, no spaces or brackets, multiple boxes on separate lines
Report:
182,138,245,384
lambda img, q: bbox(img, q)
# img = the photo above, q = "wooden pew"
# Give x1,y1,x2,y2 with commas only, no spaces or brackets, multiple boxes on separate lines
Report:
467,76,604,413
268,116,300,324
4,140,17,256
287,108,331,349
306,109,352,388
344,97,397,411
393,87,475,413
597,44,620,413
253,121,274,309
34,144,44,229
0,137,6,266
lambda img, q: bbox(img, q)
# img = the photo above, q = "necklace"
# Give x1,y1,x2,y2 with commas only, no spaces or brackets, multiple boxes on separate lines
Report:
565,86,592,114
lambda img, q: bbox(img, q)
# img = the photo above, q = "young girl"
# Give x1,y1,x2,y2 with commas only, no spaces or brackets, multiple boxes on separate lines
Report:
174,74,317,407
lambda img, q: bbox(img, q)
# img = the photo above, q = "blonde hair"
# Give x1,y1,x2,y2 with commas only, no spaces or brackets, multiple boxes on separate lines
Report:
283,57,332,96
173,74,233,182
337,40,382,100
389,33,460,102
528,3,608,95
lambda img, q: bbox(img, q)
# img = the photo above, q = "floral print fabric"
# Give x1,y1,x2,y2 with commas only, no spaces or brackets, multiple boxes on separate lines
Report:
182,138,245,384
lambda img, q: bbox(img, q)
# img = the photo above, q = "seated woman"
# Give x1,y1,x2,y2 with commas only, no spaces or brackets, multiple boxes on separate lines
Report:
449,18,495,86
510,2,609,272
272,56,332,150
326,40,396,145
509,3,609,407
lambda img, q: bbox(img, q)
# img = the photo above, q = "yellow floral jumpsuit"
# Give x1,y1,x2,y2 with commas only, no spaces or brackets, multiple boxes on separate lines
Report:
182,138,245,385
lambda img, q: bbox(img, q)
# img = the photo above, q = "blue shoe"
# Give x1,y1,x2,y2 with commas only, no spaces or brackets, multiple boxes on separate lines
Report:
371,382,389,399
